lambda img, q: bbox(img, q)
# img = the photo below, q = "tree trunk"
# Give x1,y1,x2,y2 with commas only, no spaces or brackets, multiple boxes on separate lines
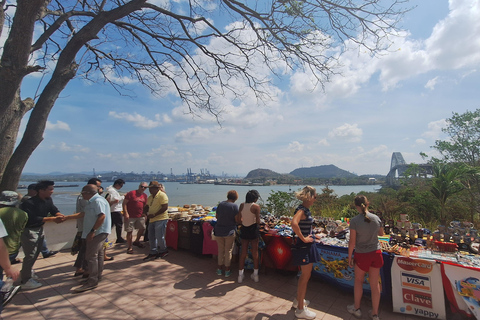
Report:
0,0,45,187
0,0,147,192
0,0,44,121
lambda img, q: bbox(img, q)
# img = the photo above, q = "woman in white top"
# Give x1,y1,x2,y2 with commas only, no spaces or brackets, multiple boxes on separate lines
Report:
237,190,261,283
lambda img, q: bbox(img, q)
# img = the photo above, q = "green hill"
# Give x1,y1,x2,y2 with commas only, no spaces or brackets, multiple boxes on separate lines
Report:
290,165,356,178
245,168,283,179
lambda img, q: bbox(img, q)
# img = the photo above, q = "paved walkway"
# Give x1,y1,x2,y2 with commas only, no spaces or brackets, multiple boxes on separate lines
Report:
2,244,450,320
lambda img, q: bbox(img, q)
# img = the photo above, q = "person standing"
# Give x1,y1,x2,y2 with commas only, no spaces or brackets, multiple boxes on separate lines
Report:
347,195,384,320
237,190,261,283
143,181,169,261
21,184,57,259
73,184,111,293
123,182,148,254
0,192,28,266
19,180,65,289
105,179,125,243
0,191,25,312
214,190,239,277
72,178,102,277
291,186,320,319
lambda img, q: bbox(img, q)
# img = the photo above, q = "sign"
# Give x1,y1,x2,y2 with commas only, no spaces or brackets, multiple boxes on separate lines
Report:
442,262,480,319
392,256,446,319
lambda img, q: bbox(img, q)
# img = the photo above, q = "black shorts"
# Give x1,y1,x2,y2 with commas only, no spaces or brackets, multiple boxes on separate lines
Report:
291,243,320,266
240,224,259,240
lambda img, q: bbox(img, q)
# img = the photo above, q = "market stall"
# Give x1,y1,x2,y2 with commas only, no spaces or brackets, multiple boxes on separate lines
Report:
165,206,480,319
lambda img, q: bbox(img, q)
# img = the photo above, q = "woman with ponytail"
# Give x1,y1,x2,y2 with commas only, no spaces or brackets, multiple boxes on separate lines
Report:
347,195,384,320
291,186,320,319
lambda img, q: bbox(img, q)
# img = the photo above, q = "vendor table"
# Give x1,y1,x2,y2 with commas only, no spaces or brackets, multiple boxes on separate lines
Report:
312,244,391,299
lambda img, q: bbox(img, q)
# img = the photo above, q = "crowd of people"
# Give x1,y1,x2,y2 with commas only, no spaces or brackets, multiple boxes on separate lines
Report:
0,180,384,319
0,178,171,313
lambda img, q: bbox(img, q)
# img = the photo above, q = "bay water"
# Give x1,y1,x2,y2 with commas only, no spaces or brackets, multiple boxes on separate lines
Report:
19,181,379,215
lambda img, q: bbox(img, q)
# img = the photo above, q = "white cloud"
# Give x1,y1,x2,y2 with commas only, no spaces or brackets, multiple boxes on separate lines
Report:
425,0,480,70
328,123,363,142
288,141,304,153
318,138,330,146
425,76,440,90
50,142,90,153
422,119,447,139
46,120,71,131
175,126,215,143
109,111,162,129
415,138,427,145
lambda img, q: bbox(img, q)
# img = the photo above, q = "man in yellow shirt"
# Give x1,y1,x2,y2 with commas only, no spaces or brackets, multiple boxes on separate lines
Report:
143,181,169,261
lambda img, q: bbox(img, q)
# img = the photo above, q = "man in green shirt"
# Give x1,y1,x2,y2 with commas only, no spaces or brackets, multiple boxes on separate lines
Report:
0,191,28,263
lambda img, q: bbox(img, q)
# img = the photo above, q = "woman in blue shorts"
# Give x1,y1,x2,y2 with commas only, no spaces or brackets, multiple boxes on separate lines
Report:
291,186,320,319
347,195,384,320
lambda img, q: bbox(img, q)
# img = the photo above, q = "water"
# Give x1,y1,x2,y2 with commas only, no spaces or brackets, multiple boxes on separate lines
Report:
19,181,379,215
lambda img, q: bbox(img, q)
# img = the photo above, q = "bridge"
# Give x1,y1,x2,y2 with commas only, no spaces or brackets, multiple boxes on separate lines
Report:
385,152,433,186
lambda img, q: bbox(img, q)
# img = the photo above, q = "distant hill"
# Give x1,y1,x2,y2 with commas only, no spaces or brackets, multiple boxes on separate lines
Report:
290,165,357,178
245,168,283,179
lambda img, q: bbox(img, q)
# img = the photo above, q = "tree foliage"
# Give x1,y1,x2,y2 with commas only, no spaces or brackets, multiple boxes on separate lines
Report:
434,109,480,166
265,190,298,216
430,162,471,224
0,0,410,191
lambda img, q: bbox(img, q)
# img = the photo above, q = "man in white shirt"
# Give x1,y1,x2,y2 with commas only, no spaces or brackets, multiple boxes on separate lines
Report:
105,179,125,243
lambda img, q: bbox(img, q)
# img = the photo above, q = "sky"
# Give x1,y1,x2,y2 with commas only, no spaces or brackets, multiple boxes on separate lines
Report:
8,0,480,177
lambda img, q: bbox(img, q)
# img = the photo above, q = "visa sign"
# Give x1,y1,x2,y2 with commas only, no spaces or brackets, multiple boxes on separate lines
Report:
403,288,433,308
401,272,431,291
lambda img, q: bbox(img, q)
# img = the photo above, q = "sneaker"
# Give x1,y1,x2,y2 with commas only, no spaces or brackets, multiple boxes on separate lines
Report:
238,273,245,283
2,285,20,307
225,270,232,277
216,269,222,275
142,254,156,261
43,250,58,258
73,283,97,293
295,306,316,319
156,251,169,259
21,278,42,290
31,270,39,280
132,241,145,248
369,309,380,320
251,273,259,283
292,298,310,309
347,304,362,318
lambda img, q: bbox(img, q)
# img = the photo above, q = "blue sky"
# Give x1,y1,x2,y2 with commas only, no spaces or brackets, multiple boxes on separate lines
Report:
10,0,480,177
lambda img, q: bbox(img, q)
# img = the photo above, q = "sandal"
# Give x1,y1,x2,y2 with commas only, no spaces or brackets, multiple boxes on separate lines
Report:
133,241,145,248
127,248,134,254
104,256,114,261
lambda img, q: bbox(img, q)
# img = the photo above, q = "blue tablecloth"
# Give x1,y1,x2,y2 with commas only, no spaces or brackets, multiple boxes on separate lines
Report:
312,243,392,299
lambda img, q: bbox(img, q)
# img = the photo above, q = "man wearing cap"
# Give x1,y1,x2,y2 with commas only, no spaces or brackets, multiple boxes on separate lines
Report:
72,184,111,293
19,180,65,289
143,181,169,261
0,191,28,266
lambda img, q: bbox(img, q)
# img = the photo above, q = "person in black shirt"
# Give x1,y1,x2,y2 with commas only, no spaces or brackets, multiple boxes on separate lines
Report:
19,180,65,289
